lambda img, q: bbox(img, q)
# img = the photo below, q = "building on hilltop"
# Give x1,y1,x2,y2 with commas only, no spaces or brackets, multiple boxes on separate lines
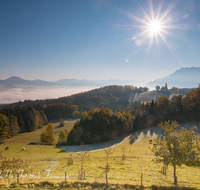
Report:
156,83,170,100
161,83,168,91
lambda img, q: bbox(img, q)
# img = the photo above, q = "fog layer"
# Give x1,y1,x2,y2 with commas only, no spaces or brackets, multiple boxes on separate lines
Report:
0,86,97,104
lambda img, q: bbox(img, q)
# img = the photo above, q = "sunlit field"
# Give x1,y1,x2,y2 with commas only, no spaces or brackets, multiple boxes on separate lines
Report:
1,120,200,189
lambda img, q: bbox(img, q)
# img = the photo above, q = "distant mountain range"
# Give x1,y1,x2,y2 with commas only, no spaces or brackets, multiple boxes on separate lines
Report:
147,67,200,88
54,78,142,86
0,67,200,89
0,76,140,88
0,76,54,86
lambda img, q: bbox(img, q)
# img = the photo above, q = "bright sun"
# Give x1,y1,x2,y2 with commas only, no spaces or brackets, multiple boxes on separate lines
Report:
149,21,161,34
128,0,181,53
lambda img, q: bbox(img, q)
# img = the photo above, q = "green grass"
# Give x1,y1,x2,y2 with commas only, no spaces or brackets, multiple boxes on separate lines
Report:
0,121,200,189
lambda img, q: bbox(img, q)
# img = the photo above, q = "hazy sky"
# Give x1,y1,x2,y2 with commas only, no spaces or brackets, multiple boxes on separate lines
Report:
1,0,200,83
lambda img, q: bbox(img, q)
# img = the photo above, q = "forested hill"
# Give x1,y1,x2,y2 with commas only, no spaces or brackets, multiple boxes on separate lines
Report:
0,85,148,111
42,85,146,120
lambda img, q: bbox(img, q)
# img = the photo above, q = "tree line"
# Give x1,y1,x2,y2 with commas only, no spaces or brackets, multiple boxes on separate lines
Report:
132,87,200,131
0,106,48,140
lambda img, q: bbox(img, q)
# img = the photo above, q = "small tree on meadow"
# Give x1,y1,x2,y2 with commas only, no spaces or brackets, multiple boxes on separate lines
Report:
59,118,64,127
77,146,89,179
151,120,200,185
104,147,112,185
58,131,66,144
40,123,56,145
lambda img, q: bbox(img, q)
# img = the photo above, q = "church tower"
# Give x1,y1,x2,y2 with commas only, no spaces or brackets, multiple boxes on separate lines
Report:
165,83,168,91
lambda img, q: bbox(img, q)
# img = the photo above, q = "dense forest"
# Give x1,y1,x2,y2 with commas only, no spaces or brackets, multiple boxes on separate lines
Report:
0,106,48,140
0,85,198,142
67,107,133,145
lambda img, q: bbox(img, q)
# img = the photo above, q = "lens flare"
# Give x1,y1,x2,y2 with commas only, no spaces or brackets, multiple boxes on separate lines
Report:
119,0,188,57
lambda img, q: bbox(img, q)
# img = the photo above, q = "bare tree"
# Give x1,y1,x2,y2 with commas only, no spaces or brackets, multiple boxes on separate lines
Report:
67,148,73,165
77,146,89,179
121,146,126,161
104,147,112,185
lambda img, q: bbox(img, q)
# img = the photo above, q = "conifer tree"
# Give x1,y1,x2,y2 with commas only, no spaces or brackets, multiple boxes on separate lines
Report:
0,114,9,140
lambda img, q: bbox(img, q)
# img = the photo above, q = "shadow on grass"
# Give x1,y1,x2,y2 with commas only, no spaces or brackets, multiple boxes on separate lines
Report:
54,125,63,129
54,145,68,153
129,127,164,145
129,122,200,145
150,185,196,190
8,181,197,190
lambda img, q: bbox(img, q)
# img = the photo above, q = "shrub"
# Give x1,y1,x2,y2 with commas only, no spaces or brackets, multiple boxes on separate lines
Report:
40,123,56,145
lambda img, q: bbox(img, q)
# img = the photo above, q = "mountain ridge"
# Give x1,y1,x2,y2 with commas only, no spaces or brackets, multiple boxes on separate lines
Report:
0,76,55,86
0,76,141,87
147,67,200,88
1,67,200,88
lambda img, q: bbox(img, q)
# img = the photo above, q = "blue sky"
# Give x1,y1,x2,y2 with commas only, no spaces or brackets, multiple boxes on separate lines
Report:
1,0,200,83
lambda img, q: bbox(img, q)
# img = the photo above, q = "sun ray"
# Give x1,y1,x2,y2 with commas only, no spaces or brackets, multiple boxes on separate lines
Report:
158,32,181,63
148,0,155,22
159,2,177,23
155,1,163,21
137,2,153,24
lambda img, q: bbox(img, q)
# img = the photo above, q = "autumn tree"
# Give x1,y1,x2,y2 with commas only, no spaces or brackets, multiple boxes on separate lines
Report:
81,111,88,120
40,123,56,145
151,120,200,185
72,110,80,118
158,95,169,110
183,87,200,121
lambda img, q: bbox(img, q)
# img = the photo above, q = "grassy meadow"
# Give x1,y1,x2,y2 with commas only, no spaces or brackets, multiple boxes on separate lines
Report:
0,120,200,189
